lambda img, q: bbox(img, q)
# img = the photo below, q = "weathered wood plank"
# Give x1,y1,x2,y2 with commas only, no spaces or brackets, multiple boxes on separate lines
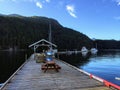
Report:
2,55,110,90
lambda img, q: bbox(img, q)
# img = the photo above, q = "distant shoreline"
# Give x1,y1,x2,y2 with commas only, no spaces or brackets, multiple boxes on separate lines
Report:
1,49,120,52
0,49,26,51
100,49,120,51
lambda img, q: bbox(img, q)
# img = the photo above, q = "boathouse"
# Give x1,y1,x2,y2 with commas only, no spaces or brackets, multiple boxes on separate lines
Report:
29,39,57,53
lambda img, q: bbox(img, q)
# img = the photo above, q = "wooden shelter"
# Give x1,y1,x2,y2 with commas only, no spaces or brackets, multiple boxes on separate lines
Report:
29,39,57,53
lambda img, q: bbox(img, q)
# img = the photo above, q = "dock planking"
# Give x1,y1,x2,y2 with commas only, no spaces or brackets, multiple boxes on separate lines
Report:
1,55,110,90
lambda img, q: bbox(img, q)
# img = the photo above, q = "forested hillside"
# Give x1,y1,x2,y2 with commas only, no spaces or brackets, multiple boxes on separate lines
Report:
96,40,120,50
0,15,93,50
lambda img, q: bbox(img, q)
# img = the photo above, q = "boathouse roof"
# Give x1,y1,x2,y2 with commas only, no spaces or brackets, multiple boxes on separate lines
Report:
29,39,57,48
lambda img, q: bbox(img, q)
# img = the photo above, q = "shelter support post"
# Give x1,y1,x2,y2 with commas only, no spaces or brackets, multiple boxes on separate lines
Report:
34,46,36,60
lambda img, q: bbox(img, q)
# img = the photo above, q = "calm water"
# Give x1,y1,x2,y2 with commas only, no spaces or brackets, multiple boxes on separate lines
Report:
0,50,120,86
0,50,29,84
59,51,120,86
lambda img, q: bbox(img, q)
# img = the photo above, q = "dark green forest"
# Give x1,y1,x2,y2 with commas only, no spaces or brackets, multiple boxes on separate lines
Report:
0,15,93,50
0,14,120,51
96,39,120,50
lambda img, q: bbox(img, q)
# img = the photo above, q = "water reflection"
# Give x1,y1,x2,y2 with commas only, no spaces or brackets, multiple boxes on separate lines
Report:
59,51,120,86
0,51,28,84
81,51,88,57
59,52,91,67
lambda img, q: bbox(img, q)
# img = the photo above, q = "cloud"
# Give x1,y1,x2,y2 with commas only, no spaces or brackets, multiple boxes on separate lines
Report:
45,0,50,3
35,0,50,9
36,1,43,8
8,0,50,9
114,0,120,6
66,5,77,18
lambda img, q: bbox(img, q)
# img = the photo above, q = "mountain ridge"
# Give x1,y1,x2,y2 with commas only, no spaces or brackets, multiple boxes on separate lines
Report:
0,14,93,50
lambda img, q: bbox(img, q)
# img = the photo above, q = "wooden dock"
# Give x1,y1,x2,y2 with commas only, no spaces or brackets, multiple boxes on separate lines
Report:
1,55,110,90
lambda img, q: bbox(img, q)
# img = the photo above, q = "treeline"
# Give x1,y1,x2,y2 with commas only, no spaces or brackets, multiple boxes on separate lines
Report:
96,40,120,49
0,15,93,50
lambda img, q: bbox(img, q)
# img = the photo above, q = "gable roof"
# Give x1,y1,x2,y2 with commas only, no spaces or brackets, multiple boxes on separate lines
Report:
29,39,57,48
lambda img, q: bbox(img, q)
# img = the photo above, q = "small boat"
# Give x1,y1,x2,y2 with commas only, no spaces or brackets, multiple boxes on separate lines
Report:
90,48,98,54
81,46,88,52
52,49,58,54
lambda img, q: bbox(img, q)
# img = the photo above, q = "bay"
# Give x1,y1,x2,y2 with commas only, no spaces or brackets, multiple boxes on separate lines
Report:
59,50,120,86
0,50,28,84
0,50,120,86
